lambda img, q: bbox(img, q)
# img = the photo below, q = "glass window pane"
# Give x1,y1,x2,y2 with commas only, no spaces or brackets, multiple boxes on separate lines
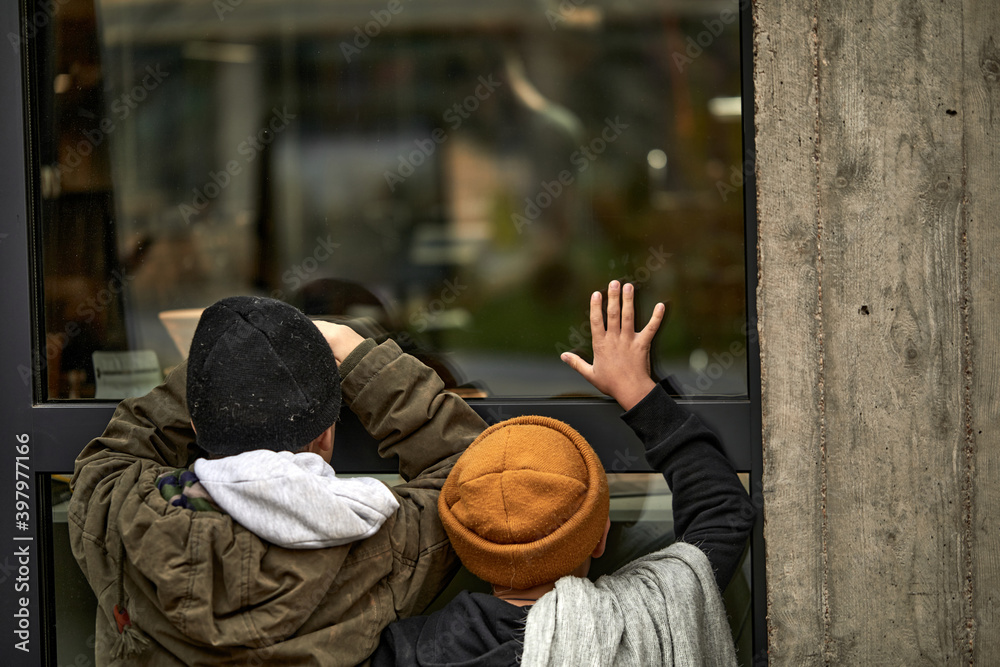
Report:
34,0,747,400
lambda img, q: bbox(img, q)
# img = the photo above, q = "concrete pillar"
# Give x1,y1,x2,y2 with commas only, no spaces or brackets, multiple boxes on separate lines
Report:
754,0,999,663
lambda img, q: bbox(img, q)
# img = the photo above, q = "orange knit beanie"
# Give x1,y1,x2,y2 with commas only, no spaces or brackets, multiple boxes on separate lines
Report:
438,415,610,590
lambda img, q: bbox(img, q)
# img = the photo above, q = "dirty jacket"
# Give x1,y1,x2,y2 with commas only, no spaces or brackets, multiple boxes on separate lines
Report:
68,339,487,666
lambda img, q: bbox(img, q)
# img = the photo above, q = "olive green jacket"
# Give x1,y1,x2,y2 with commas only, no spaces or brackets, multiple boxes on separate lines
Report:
68,340,486,666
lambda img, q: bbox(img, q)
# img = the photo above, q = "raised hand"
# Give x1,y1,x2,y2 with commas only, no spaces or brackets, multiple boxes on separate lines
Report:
560,280,664,411
312,320,365,366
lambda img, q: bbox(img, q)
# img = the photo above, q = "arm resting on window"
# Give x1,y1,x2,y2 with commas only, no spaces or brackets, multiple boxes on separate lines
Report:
622,383,754,590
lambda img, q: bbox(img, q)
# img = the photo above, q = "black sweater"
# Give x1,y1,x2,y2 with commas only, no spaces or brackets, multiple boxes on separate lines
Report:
625,384,754,590
371,590,527,667
370,385,755,666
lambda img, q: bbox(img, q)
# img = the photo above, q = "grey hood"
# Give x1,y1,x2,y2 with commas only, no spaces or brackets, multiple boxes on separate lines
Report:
194,450,399,548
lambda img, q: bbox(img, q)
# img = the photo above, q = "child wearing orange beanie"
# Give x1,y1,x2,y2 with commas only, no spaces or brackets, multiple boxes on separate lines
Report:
373,281,754,666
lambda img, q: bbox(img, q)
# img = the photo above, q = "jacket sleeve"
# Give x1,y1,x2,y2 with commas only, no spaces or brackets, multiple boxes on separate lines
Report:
339,339,485,481
621,384,755,590
67,365,199,591
339,339,487,617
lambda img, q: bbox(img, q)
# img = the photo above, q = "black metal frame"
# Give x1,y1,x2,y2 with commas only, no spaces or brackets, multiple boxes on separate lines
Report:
1,1,43,664
0,0,765,663
739,0,767,659
0,5,29,433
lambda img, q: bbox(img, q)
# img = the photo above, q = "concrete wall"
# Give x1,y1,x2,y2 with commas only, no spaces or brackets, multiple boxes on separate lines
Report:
754,0,999,663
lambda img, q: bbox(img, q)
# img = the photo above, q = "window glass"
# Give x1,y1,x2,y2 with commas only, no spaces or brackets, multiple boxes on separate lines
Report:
35,0,747,400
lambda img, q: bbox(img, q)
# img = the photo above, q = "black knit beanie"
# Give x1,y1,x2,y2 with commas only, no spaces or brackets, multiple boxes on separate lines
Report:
186,296,341,457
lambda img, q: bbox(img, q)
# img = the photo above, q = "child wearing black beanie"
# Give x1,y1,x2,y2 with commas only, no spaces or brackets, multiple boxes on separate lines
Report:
69,294,488,665
186,296,342,456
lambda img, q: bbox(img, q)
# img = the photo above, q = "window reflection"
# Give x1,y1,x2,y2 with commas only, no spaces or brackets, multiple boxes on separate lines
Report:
36,0,747,400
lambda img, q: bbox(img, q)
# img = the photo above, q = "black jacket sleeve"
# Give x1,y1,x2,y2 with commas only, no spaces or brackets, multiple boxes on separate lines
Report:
621,384,755,590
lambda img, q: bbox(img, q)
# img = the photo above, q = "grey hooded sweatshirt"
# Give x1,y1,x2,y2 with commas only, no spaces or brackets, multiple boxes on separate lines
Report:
194,450,399,549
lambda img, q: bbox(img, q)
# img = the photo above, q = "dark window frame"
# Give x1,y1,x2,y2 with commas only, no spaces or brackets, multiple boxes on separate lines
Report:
0,0,764,663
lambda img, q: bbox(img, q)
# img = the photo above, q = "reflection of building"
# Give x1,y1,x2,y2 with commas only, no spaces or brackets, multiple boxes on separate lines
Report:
40,0,748,399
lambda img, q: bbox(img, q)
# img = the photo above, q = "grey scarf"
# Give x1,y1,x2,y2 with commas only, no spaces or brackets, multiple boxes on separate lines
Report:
522,542,738,667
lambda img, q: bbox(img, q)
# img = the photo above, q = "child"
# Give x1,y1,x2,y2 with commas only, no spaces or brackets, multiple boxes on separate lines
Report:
374,281,753,666
69,296,486,665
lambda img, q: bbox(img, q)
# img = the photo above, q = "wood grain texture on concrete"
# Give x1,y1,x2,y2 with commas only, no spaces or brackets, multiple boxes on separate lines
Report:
816,1,967,663
965,2,1000,662
755,0,998,663
753,0,826,663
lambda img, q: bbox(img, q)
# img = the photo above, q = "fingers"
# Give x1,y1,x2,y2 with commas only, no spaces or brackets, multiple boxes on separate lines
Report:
313,320,364,364
312,320,339,344
621,282,635,333
588,290,605,338
588,280,663,344
560,351,594,380
639,301,666,340
606,281,621,333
